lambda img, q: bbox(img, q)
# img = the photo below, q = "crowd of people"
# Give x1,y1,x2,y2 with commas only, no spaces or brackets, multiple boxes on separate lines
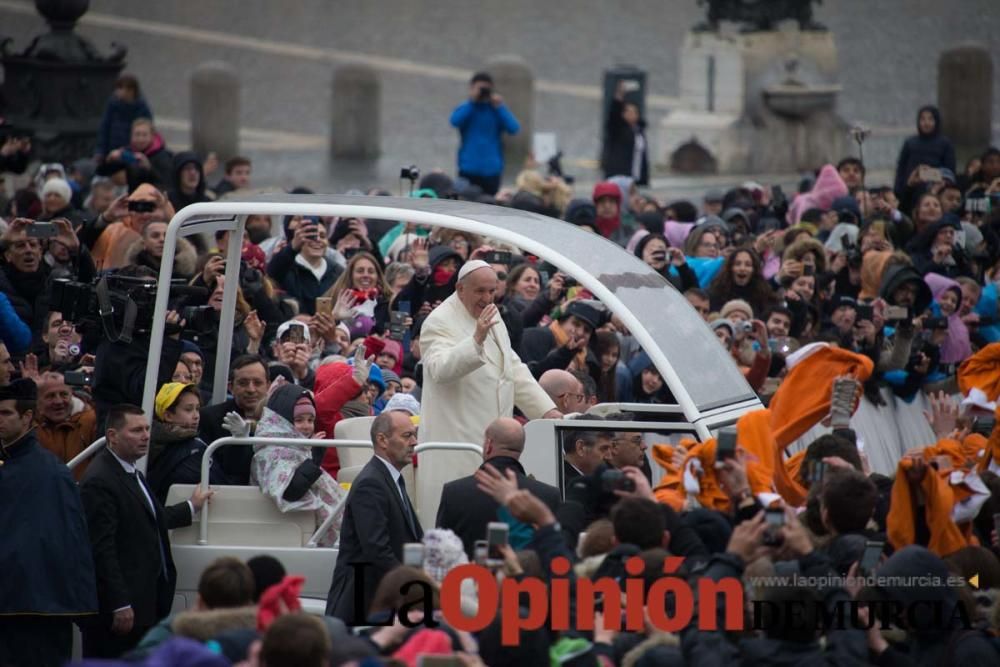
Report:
2,67,1000,667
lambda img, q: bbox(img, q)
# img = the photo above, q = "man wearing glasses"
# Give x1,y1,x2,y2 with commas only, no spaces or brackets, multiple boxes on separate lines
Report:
539,369,588,415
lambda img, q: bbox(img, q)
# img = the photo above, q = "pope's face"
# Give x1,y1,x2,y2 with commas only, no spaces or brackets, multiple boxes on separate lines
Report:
456,267,498,318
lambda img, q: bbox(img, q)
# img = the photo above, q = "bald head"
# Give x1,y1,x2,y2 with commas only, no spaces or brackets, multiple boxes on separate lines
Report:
540,369,586,414
483,417,525,460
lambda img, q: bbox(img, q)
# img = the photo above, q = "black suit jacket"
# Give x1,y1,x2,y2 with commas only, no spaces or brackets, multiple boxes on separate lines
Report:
325,457,423,622
79,448,192,628
436,456,562,559
199,398,254,485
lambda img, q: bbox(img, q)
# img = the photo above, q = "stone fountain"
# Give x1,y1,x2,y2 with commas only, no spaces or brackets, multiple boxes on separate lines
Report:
656,0,849,174
1,0,126,163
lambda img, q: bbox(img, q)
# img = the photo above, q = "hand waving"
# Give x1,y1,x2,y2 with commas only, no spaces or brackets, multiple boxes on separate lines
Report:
351,344,375,386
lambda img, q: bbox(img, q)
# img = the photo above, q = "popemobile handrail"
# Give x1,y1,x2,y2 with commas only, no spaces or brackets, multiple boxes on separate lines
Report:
67,437,107,470
198,437,372,545
413,442,484,455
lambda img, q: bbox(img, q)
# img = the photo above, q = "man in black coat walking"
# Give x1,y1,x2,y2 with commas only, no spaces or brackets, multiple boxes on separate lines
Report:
325,409,422,623
0,379,97,667
79,404,212,658
436,417,561,558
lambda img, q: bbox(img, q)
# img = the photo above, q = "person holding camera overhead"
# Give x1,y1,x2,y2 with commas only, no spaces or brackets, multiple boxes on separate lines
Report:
601,80,649,186
449,71,520,196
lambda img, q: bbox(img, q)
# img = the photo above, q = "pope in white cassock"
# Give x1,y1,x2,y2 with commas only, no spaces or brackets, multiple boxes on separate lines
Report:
416,260,562,524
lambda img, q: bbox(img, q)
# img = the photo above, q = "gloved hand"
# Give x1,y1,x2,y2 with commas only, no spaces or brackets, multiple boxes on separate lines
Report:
222,411,250,438
351,344,375,387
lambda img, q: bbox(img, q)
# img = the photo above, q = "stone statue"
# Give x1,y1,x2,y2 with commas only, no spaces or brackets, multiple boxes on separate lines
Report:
695,0,826,33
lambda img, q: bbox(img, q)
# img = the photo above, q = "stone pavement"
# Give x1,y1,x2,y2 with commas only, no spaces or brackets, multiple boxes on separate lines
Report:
0,0,997,195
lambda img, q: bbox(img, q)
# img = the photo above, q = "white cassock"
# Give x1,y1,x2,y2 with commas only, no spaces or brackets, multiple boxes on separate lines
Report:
416,292,555,526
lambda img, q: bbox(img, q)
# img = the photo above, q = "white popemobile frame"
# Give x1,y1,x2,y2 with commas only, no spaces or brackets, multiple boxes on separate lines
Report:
142,194,761,462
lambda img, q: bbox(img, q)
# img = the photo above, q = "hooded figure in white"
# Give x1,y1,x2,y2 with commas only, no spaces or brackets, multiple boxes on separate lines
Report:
416,261,560,525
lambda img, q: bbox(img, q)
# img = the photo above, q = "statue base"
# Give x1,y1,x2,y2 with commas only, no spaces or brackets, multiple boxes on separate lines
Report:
654,27,849,175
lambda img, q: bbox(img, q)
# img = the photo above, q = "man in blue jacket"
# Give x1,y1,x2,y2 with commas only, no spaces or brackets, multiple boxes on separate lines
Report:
450,72,520,196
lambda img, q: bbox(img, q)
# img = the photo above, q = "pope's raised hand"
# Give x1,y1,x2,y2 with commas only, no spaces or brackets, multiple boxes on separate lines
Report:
474,303,499,346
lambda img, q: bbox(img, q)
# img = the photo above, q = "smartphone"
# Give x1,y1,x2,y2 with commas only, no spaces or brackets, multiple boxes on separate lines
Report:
64,370,93,387
621,79,640,93
473,539,488,566
403,542,424,568
483,250,512,266
343,247,363,260
805,460,826,485
802,264,815,276
859,540,884,576
932,455,953,472
486,522,508,566
925,316,949,330
315,296,333,317
855,304,873,322
920,166,942,182
716,426,737,461
26,222,58,238
127,200,156,213
763,508,785,546
389,310,408,341
885,305,909,321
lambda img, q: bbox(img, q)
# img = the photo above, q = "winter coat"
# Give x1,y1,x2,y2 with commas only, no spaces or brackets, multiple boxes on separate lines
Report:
0,290,31,352
123,236,199,280
314,362,366,479
34,401,98,480
449,100,520,177
146,421,229,504
601,98,649,185
252,405,346,547
266,245,342,315
96,95,154,157
894,105,957,196
167,151,210,212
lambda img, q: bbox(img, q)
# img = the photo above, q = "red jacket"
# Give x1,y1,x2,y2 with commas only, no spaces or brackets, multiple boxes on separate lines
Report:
314,362,366,478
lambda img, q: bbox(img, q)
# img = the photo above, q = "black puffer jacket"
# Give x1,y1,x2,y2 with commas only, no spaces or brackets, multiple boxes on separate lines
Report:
146,421,230,504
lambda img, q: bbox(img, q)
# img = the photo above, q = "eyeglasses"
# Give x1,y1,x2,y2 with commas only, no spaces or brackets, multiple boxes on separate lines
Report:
496,271,508,281
558,392,585,403
613,436,643,447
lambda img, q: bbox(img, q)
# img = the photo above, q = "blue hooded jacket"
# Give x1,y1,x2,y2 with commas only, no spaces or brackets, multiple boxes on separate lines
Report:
449,100,520,177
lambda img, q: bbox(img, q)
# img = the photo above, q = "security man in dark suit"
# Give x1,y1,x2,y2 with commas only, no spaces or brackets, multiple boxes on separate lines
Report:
325,409,422,623
79,403,213,657
436,417,561,559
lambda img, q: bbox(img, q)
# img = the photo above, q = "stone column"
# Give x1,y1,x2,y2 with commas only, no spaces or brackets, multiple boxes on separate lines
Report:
485,55,534,180
330,64,381,159
190,61,240,161
938,44,993,164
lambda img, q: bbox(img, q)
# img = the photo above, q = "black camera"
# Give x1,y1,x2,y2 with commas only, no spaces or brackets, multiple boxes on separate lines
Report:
478,86,493,102
181,305,217,335
50,274,208,343
600,469,636,494
127,200,156,213
400,165,420,182
925,316,949,330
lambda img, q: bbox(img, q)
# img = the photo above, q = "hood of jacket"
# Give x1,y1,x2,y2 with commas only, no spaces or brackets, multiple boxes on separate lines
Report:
879,263,933,314
917,105,942,137
264,383,311,425
171,606,258,642
171,151,206,197
123,236,198,277
872,545,961,639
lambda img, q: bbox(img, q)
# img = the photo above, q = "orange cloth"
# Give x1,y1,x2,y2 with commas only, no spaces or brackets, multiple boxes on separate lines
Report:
769,346,874,450
958,342,1000,401
34,408,97,481
980,421,1000,474
548,320,587,369
765,346,873,505
653,432,772,513
858,250,892,302
90,222,141,270
886,440,978,557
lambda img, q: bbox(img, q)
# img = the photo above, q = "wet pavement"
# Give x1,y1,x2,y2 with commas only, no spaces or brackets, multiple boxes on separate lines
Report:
0,0,997,196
